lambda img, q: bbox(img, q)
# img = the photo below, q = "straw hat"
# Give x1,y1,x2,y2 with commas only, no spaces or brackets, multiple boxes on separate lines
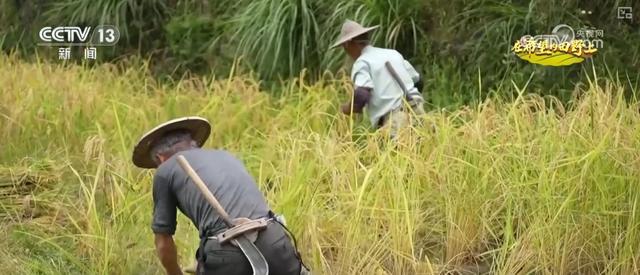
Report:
132,116,211,169
331,20,379,49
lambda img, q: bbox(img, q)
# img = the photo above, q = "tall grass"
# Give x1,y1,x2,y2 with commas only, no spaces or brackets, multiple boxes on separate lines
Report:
1,55,639,274
232,0,321,79
3,0,639,103
231,0,425,79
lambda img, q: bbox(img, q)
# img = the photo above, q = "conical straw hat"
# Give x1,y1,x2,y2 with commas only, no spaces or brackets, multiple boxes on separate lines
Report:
331,20,379,49
132,116,211,169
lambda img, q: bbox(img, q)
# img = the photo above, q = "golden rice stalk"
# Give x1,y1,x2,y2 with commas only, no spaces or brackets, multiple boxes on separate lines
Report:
0,161,61,219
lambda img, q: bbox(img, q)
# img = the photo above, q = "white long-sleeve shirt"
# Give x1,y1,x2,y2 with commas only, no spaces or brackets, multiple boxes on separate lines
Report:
350,45,423,127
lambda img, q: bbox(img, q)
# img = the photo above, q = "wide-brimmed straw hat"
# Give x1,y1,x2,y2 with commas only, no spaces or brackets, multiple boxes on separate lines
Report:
132,116,211,169
331,20,379,49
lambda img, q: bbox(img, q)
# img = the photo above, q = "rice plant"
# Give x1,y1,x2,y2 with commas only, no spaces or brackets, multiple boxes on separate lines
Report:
1,54,639,274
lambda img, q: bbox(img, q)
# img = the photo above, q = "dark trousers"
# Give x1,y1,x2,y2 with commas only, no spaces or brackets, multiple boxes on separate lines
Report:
198,222,302,275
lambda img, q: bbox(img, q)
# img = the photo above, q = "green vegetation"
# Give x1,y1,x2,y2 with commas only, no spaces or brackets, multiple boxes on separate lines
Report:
2,0,639,105
1,55,639,274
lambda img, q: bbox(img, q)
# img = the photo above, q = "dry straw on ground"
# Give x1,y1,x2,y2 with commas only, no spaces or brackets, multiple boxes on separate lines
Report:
0,162,60,220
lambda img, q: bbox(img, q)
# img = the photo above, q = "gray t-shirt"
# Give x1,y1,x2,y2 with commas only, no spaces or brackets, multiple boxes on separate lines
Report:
151,148,270,236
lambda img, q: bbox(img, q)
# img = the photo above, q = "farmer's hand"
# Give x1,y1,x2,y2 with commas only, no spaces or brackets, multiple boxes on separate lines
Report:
341,103,352,115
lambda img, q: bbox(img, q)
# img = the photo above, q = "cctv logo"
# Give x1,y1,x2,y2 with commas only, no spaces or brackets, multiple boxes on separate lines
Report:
39,27,92,43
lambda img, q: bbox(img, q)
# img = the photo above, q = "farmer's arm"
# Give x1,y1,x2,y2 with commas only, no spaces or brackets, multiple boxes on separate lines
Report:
403,59,423,91
341,87,372,114
155,234,183,275
342,60,374,115
151,174,181,275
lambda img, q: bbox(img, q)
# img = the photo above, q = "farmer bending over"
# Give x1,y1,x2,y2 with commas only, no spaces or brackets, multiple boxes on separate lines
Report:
333,20,426,139
132,116,305,275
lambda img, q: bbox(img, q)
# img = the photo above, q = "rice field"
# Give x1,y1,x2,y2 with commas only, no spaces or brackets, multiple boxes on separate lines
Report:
1,54,639,274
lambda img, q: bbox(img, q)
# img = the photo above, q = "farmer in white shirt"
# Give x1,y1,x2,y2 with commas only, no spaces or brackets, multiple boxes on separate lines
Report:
332,20,426,139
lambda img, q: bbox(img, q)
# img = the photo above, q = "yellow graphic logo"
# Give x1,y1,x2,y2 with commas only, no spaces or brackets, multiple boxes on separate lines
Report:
512,24,598,66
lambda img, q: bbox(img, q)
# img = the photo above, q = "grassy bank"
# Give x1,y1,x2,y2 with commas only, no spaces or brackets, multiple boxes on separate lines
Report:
1,55,639,274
